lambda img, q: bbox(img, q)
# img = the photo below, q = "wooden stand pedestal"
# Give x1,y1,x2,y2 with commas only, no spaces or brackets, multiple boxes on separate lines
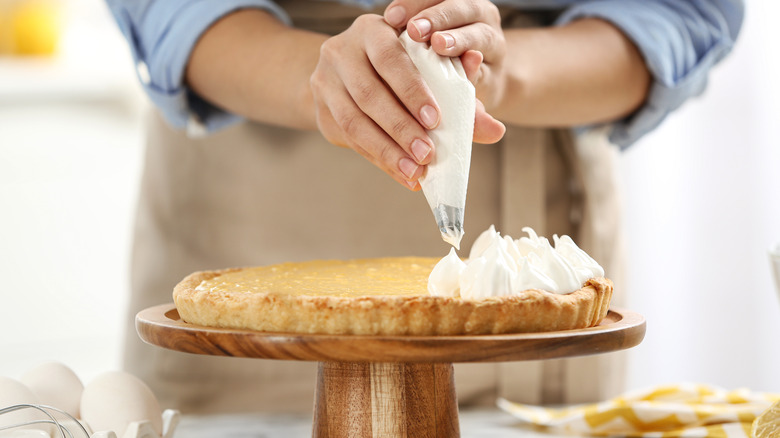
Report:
313,362,459,437
136,305,645,437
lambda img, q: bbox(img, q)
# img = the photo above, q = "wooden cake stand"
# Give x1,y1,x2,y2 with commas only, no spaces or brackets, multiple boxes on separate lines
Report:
137,304,645,437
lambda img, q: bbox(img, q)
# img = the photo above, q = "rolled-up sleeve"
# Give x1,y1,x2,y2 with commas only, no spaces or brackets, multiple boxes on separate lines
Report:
105,0,291,134
556,0,744,148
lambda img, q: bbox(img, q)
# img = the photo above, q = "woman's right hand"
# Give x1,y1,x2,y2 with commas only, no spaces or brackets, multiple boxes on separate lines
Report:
311,14,439,190
310,14,505,191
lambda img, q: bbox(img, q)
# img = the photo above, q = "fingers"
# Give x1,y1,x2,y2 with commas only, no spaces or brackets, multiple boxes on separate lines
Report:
386,0,501,42
429,22,504,61
382,0,506,94
315,88,425,190
311,13,503,191
312,73,426,190
383,0,441,29
311,15,439,191
359,21,441,132
337,41,437,160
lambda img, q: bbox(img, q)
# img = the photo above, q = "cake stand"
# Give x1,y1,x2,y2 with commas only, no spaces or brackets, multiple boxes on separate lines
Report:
137,304,645,437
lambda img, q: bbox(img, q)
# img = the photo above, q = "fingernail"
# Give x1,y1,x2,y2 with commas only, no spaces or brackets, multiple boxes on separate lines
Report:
399,157,419,179
441,33,455,49
384,6,406,27
412,18,431,38
406,179,418,190
411,139,431,163
419,105,439,129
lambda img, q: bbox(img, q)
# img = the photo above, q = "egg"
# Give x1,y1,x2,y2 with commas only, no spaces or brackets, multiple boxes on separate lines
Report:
80,371,162,436
20,362,84,418
0,377,54,437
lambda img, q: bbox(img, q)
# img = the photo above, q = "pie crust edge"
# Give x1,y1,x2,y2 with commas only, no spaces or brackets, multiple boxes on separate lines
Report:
173,267,613,336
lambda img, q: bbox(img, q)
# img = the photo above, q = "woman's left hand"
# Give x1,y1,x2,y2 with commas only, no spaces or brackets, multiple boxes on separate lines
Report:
383,0,507,111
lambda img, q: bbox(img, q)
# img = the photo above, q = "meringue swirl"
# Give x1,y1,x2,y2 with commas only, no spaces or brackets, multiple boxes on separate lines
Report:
428,225,604,298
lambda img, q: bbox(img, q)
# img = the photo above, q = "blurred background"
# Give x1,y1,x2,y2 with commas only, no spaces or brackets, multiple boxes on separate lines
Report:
0,0,778,396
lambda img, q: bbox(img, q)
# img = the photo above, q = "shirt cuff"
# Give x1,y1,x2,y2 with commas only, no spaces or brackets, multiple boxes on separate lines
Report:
555,0,741,148
135,0,291,135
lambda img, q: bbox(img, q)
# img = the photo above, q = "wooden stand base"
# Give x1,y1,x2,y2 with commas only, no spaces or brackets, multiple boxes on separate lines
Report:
313,362,459,437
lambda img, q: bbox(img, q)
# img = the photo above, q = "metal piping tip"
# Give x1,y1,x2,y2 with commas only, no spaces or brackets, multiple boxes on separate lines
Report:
432,204,464,249
440,227,464,250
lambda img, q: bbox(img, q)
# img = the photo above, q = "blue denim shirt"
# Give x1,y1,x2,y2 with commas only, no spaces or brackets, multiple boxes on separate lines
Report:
104,0,744,148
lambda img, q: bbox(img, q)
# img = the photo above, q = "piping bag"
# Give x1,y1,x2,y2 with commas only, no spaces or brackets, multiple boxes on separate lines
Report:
399,31,475,250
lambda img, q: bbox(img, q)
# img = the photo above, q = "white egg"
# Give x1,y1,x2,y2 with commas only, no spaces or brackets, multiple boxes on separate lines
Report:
80,371,162,436
0,377,54,437
20,362,84,418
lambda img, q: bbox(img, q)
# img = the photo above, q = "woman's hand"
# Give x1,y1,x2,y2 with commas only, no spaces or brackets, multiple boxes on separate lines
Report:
311,14,440,191
311,13,505,191
384,0,508,110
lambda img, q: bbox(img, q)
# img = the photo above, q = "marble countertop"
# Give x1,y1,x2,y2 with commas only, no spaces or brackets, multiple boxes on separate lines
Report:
176,408,577,437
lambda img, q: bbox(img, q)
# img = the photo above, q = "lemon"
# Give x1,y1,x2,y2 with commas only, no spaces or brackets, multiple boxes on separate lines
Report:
753,399,780,438
12,0,60,56
0,7,14,54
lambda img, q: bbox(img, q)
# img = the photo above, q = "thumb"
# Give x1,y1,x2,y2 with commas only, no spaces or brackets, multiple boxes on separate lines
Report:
460,50,484,85
473,98,505,144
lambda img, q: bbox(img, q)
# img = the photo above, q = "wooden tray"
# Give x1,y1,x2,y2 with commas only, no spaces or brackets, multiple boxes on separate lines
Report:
137,304,645,437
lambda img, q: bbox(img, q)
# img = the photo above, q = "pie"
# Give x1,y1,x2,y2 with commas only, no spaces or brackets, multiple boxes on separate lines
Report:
173,257,613,336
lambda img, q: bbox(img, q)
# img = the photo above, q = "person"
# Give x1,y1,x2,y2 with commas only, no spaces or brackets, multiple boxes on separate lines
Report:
106,0,743,414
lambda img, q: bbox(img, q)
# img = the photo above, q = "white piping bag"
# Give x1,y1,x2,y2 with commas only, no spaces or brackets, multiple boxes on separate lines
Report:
399,31,475,250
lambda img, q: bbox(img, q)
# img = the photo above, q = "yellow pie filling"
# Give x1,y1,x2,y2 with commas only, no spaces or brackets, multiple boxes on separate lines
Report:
195,257,438,298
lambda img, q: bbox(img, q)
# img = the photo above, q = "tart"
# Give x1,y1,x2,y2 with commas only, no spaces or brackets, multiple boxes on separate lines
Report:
173,257,613,336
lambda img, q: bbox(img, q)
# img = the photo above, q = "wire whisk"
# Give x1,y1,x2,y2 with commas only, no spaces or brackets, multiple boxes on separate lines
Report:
0,404,178,438
0,404,98,438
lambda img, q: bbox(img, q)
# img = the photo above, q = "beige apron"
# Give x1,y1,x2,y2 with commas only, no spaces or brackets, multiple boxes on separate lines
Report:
122,0,626,414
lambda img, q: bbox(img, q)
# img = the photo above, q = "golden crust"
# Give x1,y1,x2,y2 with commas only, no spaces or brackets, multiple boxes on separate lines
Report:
173,259,613,336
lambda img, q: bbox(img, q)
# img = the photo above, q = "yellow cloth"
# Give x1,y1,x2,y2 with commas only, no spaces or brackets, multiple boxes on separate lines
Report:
498,383,780,437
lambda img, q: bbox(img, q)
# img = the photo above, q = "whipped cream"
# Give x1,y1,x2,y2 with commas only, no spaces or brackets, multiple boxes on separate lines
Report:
399,31,475,250
428,225,605,298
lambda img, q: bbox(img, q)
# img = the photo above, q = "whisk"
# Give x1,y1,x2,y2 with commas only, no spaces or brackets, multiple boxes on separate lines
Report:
0,404,177,438
0,404,96,437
